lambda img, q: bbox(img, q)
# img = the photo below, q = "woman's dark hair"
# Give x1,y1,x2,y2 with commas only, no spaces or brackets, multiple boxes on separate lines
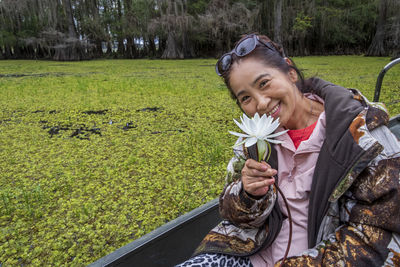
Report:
221,34,310,103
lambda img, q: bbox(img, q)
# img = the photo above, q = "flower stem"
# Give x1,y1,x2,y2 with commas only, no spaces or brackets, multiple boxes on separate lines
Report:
265,142,272,162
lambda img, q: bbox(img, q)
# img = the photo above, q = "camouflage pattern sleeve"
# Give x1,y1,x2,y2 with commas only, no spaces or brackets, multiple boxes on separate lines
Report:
219,179,277,229
192,141,280,257
219,140,277,229
276,125,400,267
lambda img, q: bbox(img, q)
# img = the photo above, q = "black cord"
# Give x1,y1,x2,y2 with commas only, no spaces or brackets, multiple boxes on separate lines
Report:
274,182,292,266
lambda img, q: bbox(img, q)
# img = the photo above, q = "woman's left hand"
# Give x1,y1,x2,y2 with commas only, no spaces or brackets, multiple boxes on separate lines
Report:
241,159,276,197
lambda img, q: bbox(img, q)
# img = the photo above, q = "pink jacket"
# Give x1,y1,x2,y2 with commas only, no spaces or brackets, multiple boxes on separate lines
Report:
250,98,326,266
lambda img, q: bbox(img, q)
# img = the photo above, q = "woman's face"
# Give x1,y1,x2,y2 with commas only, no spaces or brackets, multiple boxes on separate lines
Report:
229,58,301,128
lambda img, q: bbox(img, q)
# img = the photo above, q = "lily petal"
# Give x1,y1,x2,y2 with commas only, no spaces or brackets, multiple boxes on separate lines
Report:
253,113,260,124
265,129,288,138
247,118,257,135
231,113,285,153
240,115,251,133
229,131,250,138
233,118,250,135
245,136,258,147
257,114,268,136
264,119,280,135
265,138,284,144
233,139,247,147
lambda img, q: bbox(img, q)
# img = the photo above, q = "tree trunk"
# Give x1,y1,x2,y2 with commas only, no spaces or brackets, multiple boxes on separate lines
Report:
162,31,183,59
4,46,13,59
126,36,137,58
93,40,103,57
159,37,166,57
181,32,194,58
13,45,23,59
37,44,47,59
148,35,156,57
215,39,223,57
366,0,388,56
116,0,124,57
107,41,113,54
91,0,103,57
63,0,78,39
53,0,82,60
117,38,125,57
274,0,283,44
388,7,400,58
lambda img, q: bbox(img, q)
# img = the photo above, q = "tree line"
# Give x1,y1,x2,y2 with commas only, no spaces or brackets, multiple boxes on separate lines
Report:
0,0,399,60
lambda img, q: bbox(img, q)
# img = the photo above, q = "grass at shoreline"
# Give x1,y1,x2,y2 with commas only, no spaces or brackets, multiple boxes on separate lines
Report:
0,57,399,266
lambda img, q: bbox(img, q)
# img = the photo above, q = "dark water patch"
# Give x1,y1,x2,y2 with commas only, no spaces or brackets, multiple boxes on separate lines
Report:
123,72,149,77
74,72,102,77
49,64,71,67
42,123,101,139
122,122,137,131
136,107,162,112
0,118,11,124
151,129,185,134
70,126,101,140
45,126,71,137
0,73,68,78
33,109,57,115
0,72,100,78
216,118,230,123
82,109,108,115
0,73,33,78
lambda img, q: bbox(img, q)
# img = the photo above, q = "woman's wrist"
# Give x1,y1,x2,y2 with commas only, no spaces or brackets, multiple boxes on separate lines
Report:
244,188,266,200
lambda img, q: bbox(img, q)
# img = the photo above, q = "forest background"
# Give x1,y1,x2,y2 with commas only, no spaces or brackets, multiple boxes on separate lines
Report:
0,0,399,61
1,0,400,266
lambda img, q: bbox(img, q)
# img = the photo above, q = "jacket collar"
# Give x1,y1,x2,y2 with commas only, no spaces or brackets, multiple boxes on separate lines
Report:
306,78,386,247
310,78,389,140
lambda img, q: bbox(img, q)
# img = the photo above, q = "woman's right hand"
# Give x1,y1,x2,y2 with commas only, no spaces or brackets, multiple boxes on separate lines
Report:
241,159,277,197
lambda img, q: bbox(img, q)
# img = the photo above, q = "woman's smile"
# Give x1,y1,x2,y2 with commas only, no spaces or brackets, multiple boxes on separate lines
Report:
266,102,280,117
229,58,306,129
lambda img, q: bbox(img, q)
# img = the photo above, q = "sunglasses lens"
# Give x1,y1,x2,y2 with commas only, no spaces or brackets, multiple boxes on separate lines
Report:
235,37,256,56
216,35,263,76
217,54,232,75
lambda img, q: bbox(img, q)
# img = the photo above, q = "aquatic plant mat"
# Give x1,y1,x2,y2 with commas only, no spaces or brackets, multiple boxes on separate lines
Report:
0,57,399,266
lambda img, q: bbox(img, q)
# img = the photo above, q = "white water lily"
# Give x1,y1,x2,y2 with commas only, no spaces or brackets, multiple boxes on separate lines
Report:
229,113,287,161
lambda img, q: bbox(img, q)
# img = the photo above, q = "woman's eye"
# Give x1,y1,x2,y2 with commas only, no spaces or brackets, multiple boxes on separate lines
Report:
260,80,269,88
240,96,250,103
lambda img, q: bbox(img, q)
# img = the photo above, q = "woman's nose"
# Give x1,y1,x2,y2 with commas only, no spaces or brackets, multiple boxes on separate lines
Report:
256,96,270,113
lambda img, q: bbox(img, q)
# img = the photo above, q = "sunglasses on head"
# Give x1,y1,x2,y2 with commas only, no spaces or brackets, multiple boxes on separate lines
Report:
215,34,278,76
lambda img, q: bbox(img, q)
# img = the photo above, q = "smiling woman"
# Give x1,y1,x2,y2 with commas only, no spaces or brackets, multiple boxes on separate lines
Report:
176,34,400,267
229,60,323,131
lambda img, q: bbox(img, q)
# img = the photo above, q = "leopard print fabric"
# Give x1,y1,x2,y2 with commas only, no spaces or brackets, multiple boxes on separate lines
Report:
175,253,253,267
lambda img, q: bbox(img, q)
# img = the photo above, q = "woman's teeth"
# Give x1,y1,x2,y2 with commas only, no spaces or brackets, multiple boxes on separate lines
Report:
267,104,279,116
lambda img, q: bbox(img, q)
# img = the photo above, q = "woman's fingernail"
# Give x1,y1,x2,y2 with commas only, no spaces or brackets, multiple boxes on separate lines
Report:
261,164,267,171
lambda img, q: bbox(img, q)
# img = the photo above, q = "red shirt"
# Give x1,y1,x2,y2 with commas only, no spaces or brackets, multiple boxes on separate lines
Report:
287,120,318,149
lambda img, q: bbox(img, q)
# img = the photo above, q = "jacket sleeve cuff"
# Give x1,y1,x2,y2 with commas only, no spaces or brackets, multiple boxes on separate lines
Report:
219,180,276,228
